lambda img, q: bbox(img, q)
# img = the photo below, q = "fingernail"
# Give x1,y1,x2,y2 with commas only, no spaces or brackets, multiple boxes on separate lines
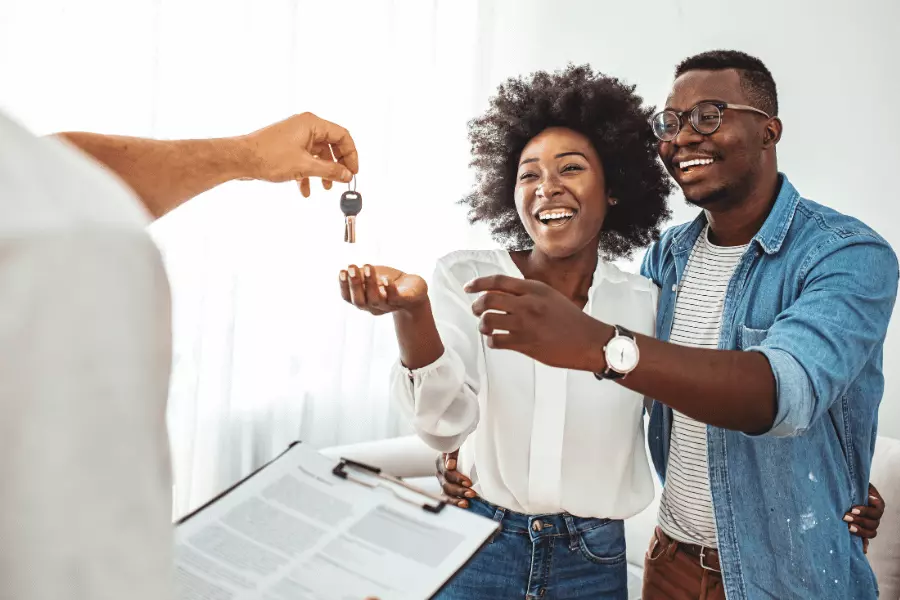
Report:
850,525,858,533
364,266,371,278
379,286,387,298
342,168,352,181
465,490,476,498
349,267,357,277
380,275,390,286
339,271,347,282
446,459,456,470
458,500,468,508
869,495,878,501
461,480,471,487
852,508,861,515
844,515,854,523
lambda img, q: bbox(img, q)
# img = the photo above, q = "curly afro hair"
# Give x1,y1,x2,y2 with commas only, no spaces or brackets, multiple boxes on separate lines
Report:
462,64,672,259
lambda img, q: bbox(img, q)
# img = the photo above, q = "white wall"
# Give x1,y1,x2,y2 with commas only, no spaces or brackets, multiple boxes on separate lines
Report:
467,0,900,438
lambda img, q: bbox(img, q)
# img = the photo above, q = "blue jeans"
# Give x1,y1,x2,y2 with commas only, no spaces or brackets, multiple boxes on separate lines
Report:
434,498,628,600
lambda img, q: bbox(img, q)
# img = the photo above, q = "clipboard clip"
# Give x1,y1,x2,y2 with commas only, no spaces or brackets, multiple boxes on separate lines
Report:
333,458,447,514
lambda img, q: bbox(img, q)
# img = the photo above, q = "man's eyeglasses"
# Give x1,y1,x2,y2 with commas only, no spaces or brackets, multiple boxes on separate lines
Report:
651,101,771,142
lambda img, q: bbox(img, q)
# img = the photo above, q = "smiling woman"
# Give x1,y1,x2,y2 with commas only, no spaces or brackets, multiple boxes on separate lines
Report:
337,64,673,600
463,63,672,259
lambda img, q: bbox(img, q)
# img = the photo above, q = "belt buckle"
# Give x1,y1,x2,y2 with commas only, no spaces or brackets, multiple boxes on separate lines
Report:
699,547,720,573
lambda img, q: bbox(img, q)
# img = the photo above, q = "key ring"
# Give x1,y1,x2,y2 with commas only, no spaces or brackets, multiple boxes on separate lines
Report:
348,175,357,192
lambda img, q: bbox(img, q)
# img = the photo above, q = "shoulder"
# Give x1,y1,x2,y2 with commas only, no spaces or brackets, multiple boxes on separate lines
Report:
0,112,150,237
435,249,514,282
0,114,162,286
793,196,889,245
600,260,657,293
652,220,694,256
594,261,658,337
640,219,698,283
791,196,897,275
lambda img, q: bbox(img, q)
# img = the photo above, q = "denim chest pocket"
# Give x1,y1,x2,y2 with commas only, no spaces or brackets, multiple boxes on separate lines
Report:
577,520,626,564
738,325,769,349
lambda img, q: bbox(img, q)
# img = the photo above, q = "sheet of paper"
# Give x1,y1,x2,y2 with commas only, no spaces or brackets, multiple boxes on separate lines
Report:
173,444,497,600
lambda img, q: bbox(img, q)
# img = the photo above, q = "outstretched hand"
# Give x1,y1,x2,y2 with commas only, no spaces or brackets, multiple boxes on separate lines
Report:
243,112,359,197
339,265,428,315
465,275,609,371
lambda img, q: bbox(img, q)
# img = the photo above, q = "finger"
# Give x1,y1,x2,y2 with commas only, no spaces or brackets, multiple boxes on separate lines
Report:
868,488,885,513
362,265,385,309
850,504,885,521
445,450,459,471
346,265,368,307
339,271,352,303
479,311,518,336
310,118,359,175
312,144,336,190
442,481,471,498
444,469,472,488
486,332,517,350
464,274,533,295
442,481,474,500
382,276,413,310
863,538,869,554
299,155,353,183
298,177,311,198
471,291,520,317
848,523,878,539
845,515,880,532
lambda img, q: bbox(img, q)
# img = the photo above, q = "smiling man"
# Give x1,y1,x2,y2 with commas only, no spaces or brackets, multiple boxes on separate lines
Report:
461,50,898,599
635,50,899,600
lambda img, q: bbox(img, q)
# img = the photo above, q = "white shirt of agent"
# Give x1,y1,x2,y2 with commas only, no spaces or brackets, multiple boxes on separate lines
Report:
391,249,657,519
0,113,174,600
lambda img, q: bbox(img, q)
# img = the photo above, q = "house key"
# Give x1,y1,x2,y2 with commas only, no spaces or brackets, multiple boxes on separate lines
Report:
340,176,362,243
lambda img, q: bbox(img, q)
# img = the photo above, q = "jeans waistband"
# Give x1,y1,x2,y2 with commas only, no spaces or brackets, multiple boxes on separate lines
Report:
468,497,619,540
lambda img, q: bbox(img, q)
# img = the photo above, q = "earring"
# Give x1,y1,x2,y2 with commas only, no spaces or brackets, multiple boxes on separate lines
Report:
609,198,619,206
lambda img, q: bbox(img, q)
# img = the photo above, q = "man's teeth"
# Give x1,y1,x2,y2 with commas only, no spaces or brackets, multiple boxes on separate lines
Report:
538,209,575,222
679,158,715,170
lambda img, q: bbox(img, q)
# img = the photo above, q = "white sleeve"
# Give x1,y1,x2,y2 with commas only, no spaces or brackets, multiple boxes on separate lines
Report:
389,258,481,453
0,227,175,600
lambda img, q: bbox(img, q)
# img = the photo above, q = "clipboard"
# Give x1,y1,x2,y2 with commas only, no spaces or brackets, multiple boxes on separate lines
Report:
175,441,448,526
332,457,448,514
172,440,498,600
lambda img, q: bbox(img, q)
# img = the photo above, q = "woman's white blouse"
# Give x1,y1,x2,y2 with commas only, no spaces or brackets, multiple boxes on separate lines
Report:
390,249,658,519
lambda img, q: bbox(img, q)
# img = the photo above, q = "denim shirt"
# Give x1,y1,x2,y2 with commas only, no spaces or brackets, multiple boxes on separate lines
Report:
641,175,898,600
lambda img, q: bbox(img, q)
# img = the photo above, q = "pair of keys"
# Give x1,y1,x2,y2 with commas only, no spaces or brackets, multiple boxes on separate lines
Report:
340,177,362,243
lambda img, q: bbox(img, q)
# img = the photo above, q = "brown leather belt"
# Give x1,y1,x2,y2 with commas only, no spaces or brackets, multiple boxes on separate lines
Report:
656,527,722,572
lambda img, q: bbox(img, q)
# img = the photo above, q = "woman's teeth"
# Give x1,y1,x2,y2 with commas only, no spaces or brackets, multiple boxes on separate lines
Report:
537,208,575,225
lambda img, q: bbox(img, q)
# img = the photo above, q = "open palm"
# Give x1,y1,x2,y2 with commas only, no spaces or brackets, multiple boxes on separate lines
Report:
339,264,428,315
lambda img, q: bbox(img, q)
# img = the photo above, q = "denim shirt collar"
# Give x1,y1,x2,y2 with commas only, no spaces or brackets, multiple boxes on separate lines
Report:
671,173,801,256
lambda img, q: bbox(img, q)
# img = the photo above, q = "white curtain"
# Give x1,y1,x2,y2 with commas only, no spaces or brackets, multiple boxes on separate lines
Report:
8,0,897,518
0,0,501,516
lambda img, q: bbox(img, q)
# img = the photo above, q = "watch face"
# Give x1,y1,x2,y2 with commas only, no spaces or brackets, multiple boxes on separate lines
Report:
606,336,639,373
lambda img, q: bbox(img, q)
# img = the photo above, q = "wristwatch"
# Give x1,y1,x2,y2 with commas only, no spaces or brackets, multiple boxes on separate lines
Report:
594,325,640,380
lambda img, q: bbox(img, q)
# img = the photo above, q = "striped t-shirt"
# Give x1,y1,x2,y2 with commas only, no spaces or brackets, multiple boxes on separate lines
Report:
657,226,748,548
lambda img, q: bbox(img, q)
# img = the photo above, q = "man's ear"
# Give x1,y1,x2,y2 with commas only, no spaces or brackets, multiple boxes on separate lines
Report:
763,117,783,147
